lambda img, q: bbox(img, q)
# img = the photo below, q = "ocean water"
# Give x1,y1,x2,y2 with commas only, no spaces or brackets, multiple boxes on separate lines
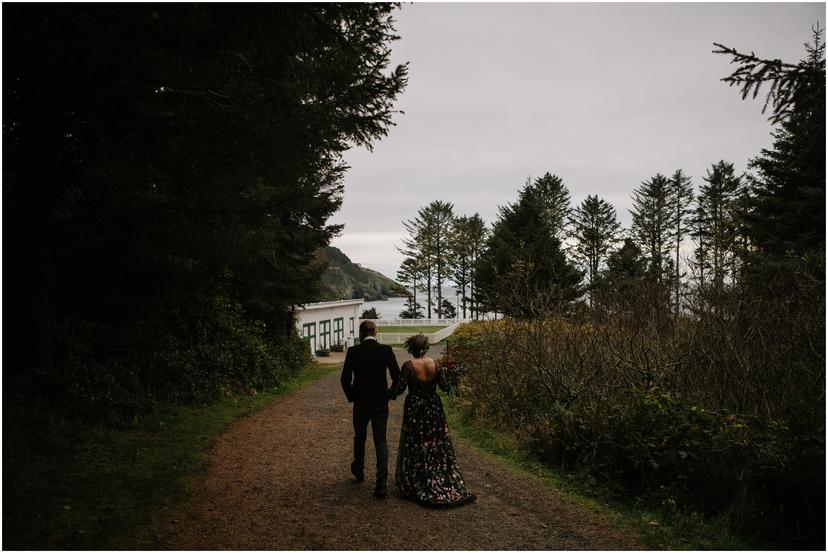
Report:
362,297,408,319
362,288,466,320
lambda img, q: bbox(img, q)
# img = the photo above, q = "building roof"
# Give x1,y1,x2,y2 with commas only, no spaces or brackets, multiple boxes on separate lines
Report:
294,299,364,311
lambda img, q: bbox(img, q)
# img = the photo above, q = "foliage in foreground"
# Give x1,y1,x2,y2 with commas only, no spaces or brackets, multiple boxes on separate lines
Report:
448,274,825,548
4,2,407,419
35,285,315,422
2,362,340,550
442,394,754,550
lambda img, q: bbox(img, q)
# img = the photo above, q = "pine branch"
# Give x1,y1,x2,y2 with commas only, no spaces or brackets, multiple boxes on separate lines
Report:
713,25,824,124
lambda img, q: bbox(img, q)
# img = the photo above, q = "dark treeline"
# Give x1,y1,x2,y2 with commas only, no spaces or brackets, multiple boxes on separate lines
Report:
445,28,824,547
4,4,407,417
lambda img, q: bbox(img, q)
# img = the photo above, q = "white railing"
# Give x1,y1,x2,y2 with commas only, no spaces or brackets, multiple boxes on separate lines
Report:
428,322,462,343
374,332,407,344
361,318,474,326
376,321,464,345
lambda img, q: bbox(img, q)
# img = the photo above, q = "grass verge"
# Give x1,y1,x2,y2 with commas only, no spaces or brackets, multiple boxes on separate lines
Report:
3,362,342,550
441,395,758,550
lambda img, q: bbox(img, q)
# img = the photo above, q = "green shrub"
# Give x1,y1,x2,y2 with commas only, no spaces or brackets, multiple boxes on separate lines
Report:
49,285,312,422
145,292,312,404
531,389,825,545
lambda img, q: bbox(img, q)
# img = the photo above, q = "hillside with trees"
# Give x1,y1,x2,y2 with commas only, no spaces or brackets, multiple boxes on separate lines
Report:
318,246,403,301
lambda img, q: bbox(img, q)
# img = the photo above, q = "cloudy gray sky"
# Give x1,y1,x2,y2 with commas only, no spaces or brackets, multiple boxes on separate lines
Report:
330,2,825,280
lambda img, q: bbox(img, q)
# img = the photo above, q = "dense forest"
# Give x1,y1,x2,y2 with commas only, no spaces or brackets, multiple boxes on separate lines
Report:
3,7,408,545
3,4,407,417
426,28,824,548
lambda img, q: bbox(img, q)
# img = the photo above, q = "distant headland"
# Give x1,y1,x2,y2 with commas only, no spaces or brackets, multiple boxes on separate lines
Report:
318,246,405,301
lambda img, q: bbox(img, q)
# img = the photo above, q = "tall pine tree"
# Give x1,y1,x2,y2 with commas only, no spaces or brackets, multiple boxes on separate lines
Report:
423,201,455,318
715,26,825,272
448,215,481,319
630,174,674,287
694,161,743,293
464,214,488,319
400,201,455,318
527,172,572,242
400,217,433,317
396,257,424,319
668,169,694,316
570,195,621,306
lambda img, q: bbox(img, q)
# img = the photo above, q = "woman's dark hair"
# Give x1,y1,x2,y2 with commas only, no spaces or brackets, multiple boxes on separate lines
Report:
404,334,429,358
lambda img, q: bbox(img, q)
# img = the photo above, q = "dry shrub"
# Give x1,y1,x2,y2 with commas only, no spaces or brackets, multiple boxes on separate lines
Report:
450,266,824,547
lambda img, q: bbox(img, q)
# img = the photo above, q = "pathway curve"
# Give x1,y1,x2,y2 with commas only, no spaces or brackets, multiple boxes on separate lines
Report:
161,348,644,550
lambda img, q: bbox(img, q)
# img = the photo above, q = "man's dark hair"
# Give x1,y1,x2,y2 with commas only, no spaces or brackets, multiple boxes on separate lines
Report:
359,320,377,339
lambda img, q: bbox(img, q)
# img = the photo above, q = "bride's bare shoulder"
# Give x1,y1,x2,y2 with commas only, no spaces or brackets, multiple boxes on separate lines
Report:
424,356,438,368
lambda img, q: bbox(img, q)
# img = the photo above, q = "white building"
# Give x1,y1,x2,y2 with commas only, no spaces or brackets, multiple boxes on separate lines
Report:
293,299,364,353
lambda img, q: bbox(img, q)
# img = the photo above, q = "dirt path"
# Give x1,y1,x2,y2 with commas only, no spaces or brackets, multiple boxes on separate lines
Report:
161,349,644,550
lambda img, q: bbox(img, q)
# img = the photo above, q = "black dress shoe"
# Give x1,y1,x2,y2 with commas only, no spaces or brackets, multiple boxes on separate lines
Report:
350,463,364,483
374,484,387,498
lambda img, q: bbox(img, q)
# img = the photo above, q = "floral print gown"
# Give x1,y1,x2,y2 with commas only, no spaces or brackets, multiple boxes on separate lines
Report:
388,360,476,508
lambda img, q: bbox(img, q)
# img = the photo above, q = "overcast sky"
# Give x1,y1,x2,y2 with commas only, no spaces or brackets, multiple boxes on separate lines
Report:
330,2,825,280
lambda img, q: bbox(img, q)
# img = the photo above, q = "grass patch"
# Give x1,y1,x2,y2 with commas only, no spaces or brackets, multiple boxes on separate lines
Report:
3,362,341,550
376,325,447,333
441,395,758,550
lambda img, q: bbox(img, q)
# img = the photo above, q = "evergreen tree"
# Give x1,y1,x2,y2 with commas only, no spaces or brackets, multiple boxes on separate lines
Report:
630,174,674,287
605,238,648,280
422,201,455,318
399,300,425,319
570,195,621,306
361,308,380,320
400,201,454,318
3,4,408,401
668,169,694,316
524,172,572,241
690,200,709,290
592,238,648,312
400,217,434,317
448,214,487,318
396,257,423,319
694,161,743,293
441,299,457,319
465,214,488,319
448,215,473,319
716,27,826,267
475,181,583,317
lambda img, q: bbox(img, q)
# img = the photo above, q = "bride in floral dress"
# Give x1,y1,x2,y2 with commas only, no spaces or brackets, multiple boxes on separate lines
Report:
387,334,476,508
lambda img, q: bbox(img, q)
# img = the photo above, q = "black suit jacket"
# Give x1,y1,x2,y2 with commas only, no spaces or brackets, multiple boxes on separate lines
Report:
341,338,400,407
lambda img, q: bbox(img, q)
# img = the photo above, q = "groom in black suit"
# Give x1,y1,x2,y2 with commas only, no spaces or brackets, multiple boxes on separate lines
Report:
341,320,400,498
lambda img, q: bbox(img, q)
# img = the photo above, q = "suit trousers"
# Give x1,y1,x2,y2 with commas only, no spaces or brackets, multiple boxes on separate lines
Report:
352,401,389,484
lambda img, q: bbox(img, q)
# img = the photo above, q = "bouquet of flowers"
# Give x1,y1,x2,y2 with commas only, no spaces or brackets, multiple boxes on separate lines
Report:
439,345,466,397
